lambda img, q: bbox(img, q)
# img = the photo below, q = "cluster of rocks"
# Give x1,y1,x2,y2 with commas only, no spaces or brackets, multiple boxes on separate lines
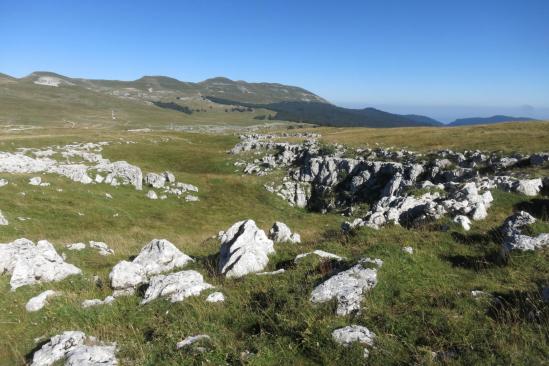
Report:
30,331,117,366
66,241,114,256
499,211,549,256
143,171,199,201
0,142,142,189
230,135,548,231
0,238,81,290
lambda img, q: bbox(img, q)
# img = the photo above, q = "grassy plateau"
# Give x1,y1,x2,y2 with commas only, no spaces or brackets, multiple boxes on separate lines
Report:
0,122,548,365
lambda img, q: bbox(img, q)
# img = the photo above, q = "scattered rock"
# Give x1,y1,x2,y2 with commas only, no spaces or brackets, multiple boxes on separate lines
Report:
29,176,42,185
310,258,381,315
453,215,471,231
513,178,542,196
89,241,114,256
294,250,344,262
218,220,275,278
256,269,286,276
26,290,59,312
206,292,225,303
0,210,8,225
185,195,199,202
141,270,213,304
176,334,211,350
146,190,158,200
402,246,413,254
269,222,301,243
81,296,115,308
66,242,86,251
332,325,375,358
0,238,82,290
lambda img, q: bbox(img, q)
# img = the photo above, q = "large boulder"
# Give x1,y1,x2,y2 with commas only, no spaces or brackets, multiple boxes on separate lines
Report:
310,258,381,315
0,239,81,290
218,220,275,278
144,172,166,188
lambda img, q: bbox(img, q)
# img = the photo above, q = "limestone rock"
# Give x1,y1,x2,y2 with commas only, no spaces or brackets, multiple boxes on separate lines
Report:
66,242,86,251
332,325,375,358
81,296,115,308
176,334,211,350
206,292,225,303
0,238,82,290
0,210,8,225
133,239,194,276
144,172,166,188
30,331,117,366
402,246,414,254
109,261,146,293
269,222,301,243
294,250,344,262
513,178,542,196
31,331,86,366
218,220,275,278
89,241,114,256
26,290,59,312
141,270,213,304
500,211,549,255
310,258,381,315
146,190,158,200
453,215,471,231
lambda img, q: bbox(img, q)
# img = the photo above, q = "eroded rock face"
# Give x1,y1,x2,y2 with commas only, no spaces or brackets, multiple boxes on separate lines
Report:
269,222,301,243
0,239,81,290
218,220,275,278
30,331,117,366
141,270,213,304
332,325,375,358
310,258,381,315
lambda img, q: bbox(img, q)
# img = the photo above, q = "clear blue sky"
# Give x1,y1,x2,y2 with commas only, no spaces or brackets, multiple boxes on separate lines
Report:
1,0,548,122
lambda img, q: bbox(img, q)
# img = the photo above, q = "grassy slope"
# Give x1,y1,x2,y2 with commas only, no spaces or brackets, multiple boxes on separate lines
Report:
0,125,547,365
0,82,279,129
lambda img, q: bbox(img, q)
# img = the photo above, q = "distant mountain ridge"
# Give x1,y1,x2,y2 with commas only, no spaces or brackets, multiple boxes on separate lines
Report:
20,71,328,105
448,115,537,126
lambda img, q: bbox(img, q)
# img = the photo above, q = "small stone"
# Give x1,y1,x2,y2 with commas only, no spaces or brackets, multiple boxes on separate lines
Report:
206,292,225,303
402,246,413,254
26,290,59,312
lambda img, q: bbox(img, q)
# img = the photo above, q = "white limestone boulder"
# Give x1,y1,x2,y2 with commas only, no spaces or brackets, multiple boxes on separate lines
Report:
141,270,213,304
310,258,381,315
26,290,60,312
332,325,376,358
0,239,82,290
218,220,275,278
269,222,301,244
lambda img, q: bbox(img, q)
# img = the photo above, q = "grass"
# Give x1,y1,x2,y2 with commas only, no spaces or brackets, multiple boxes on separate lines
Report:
0,125,548,365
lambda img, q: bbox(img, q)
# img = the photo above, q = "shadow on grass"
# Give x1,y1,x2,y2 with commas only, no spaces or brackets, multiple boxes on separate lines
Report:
441,251,502,271
450,231,493,246
514,199,549,221
487,290,548,324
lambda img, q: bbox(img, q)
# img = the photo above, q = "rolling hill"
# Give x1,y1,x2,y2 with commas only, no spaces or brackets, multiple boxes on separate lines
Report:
2,71,442,128
448,115,538,126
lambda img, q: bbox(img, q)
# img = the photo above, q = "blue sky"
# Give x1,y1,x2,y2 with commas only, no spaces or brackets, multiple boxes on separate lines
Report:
1,0,548,122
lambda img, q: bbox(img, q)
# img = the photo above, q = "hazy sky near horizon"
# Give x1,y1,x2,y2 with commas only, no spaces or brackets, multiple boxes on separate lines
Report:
1,0,548,122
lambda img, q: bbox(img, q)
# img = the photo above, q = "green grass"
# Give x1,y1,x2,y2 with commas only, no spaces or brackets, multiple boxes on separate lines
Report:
0,126,548,365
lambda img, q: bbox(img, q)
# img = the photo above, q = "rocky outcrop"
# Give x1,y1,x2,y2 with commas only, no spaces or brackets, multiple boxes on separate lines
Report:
269,222,301,243
218,220,275,278
0,239,81,290
310,258,381,315
30,331,117,366
332,325,376,358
